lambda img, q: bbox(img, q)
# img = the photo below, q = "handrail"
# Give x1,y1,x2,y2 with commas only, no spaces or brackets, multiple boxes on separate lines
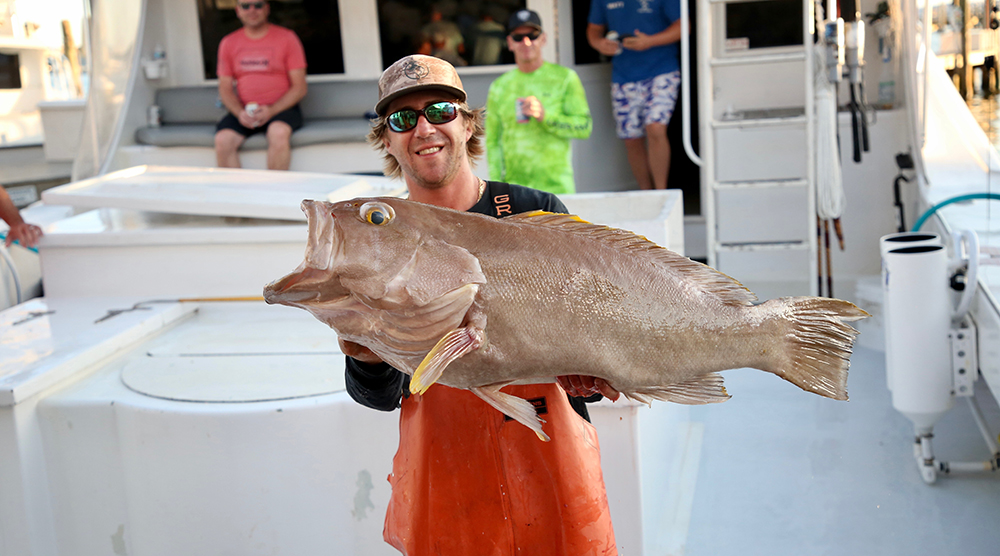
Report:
680,0,702,166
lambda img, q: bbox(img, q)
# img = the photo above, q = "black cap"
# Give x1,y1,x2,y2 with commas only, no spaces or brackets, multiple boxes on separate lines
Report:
507,9,542,33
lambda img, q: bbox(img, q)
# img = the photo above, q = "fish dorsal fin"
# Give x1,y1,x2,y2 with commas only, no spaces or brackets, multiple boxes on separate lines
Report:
506,211,757,306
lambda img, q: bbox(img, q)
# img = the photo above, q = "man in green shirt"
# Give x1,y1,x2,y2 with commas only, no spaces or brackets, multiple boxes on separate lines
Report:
486,10,593,195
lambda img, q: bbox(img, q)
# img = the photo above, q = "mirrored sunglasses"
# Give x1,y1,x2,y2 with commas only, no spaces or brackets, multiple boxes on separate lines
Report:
239,2,265,10
386,101,460,133
510,30,542,42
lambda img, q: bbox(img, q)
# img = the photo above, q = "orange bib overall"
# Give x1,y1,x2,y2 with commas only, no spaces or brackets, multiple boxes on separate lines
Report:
383,383,618,555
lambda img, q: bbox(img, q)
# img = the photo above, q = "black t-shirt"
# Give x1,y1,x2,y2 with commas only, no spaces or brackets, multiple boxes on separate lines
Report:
343,182,594,418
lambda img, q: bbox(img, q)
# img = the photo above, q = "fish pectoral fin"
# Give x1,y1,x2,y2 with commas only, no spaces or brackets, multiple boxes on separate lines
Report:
409,327,484,395
624,372,731,406
471,384,550,442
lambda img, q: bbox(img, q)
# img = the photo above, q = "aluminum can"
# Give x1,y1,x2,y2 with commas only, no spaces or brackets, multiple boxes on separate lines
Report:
246,102,259,117
515,98,529,123
147,104,161,127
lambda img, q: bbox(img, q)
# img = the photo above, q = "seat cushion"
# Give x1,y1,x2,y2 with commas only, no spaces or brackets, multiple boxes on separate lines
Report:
134,117,373,149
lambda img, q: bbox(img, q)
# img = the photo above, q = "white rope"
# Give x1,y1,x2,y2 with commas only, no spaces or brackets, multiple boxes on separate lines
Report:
814,3,847,220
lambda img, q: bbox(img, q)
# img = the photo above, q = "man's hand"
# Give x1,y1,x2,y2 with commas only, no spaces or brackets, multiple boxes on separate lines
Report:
556,375,620,401
622,30,656,52
592,37,621,57
5,222,42,248
250,104,273,128
237,108,257,129
522,96,545,122
339,338,384,364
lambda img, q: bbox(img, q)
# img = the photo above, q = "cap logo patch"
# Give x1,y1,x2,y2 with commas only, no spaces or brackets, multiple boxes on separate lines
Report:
403,60,429,81
517,10,530,21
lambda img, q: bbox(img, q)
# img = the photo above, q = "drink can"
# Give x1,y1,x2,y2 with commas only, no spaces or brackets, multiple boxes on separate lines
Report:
148,104,161,127
515,98,529,123
246,102,259,117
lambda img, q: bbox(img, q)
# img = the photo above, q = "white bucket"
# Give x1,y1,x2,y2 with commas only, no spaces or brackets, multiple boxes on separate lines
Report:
883,243,954,432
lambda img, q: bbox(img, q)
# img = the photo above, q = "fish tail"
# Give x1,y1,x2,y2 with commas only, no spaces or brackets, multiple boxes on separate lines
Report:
763,297,870,401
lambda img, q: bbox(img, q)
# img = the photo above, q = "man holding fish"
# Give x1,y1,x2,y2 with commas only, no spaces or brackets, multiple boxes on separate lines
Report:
265,52,867,556
340,54,620,555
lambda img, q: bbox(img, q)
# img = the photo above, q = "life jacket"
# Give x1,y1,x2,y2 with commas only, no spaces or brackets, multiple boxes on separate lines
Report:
383,383,618,555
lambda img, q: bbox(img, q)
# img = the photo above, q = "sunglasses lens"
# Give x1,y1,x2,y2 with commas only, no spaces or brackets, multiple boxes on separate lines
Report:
388,110,418,132
512,31,540,42
424,102,457,124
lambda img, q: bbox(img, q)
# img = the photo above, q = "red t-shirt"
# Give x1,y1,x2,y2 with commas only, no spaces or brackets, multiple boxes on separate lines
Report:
216,24,307,106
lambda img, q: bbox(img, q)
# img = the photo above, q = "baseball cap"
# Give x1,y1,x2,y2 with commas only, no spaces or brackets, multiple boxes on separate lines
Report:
507,9,542,33
374,55,467,116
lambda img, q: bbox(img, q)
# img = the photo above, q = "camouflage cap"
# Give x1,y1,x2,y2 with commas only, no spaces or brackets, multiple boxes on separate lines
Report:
375,55,467,116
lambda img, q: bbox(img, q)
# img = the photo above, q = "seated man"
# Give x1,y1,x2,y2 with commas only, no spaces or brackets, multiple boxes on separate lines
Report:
214,1,307,170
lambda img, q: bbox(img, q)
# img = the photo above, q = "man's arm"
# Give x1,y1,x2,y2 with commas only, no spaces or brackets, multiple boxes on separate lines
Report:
218,75,257,129
251,68,308,126
540,70,592,140
587,23,620,57
1,186,41,248
485,83,505,181
622,20,683,51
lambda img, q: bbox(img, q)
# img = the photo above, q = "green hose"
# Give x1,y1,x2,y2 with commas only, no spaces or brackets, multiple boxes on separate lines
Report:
911,193,1000,231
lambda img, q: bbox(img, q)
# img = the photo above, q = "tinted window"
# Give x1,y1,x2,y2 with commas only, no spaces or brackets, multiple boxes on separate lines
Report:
377,0,526,68
197,0,344,79
0,53,21,89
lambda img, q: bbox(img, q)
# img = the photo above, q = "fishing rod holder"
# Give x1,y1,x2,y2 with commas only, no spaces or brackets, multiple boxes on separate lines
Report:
881,230,1000,483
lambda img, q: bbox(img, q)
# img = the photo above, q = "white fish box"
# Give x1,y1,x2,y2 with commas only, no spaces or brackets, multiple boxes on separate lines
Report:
561,189,685,255
39,208,309,299
38,99,86,162
0,299,400,556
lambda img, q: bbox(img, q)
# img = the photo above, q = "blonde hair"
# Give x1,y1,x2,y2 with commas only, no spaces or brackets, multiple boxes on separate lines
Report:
367,101,485,180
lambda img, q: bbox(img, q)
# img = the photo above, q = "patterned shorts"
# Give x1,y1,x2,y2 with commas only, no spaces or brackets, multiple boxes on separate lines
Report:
611,71,681,139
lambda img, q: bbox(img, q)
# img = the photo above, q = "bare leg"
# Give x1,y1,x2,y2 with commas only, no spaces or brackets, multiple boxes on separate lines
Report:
266,121,294,171
623,137,653,190
645,123,670,190
215,129,245,168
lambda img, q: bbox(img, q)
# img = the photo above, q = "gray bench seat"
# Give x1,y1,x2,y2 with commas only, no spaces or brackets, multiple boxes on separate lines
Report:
135,117,374,149
135,81,378,150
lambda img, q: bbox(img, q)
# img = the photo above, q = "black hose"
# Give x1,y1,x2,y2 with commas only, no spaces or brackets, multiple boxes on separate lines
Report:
858,83,870,152
849,86,861,162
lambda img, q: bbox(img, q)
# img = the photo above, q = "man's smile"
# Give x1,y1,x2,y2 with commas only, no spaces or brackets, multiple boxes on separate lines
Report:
416,145,444,156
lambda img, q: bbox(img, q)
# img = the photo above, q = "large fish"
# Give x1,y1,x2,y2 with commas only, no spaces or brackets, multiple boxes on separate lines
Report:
264,198,868,440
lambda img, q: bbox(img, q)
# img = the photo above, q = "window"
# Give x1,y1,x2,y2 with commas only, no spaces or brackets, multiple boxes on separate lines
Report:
0,53,20,89
377,0,526,69
724,0,803,50
197,0,344,79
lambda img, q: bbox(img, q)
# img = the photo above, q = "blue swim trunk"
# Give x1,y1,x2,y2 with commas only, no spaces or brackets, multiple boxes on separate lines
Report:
611,71,681,139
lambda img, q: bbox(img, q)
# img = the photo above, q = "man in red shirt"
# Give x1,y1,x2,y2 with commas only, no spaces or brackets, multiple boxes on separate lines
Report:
214,1,307,170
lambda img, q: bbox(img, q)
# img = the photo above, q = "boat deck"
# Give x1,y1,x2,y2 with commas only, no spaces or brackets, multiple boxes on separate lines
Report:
682,344,1000,555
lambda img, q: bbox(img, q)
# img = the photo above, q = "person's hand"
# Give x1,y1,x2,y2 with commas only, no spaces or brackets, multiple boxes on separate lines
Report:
593,37,621,57
237,108,257,129
622,30,655,52
522,96,545,122
339,338,384,364
251,104,273,128
556,375,620,401
5,222,42,248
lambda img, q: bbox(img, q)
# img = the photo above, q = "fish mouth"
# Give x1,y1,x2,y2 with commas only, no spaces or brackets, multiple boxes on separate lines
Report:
263,199,343,306
263,266,330,305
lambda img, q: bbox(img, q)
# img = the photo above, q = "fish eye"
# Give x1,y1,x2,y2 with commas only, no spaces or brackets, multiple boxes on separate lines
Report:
360,201,395,226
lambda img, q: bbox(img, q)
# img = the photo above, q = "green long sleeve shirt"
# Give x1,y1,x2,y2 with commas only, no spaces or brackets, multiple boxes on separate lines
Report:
486,62,593,195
